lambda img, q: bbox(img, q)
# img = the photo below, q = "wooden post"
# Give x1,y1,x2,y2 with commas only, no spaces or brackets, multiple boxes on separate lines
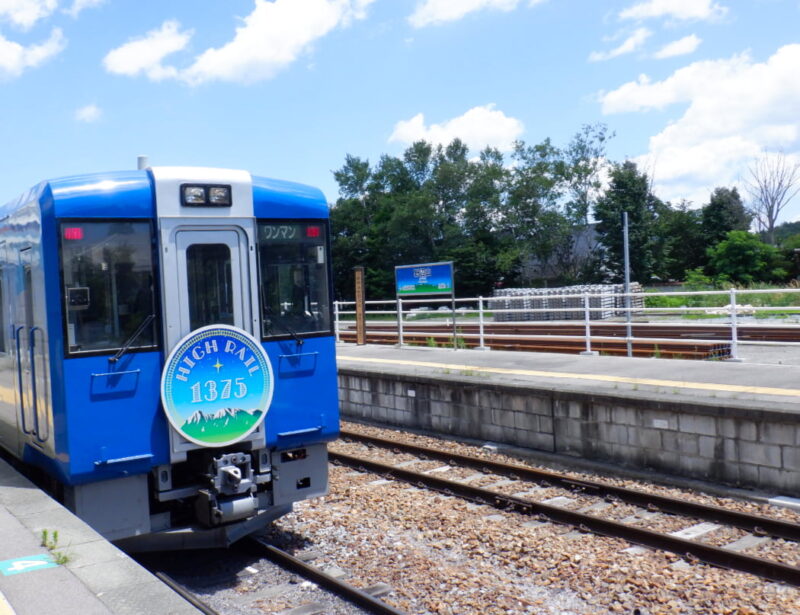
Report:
354,266,366,345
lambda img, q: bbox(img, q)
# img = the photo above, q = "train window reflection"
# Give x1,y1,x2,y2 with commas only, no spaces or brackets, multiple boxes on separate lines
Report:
257,221,331,339
186,243,234,330
60,221,157,355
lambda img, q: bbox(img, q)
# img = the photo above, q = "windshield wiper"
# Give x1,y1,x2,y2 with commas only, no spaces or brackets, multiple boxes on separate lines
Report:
110,314,155,363
266,309,304,345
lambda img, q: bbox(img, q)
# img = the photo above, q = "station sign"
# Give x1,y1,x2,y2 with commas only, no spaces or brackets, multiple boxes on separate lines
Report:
160,325,274,447
395,262,454,296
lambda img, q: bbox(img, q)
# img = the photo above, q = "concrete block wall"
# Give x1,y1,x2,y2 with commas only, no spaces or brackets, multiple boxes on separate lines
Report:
338,369,800,496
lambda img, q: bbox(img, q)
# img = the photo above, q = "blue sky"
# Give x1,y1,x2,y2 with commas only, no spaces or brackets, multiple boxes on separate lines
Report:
1,0,799,221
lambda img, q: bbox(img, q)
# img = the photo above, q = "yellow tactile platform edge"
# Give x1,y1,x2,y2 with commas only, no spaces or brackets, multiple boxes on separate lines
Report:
0,591,16,615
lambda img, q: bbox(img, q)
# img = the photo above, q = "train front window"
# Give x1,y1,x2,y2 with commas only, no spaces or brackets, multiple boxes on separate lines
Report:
60,221,158,355
257,221,332,339
186,243,234,330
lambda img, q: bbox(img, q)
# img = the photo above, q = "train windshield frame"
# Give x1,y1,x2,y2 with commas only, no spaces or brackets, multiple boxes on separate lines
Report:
257,219,333,341
59,219,159,357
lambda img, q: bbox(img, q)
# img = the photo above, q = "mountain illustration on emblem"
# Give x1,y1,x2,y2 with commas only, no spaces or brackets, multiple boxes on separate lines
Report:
181,408,263,443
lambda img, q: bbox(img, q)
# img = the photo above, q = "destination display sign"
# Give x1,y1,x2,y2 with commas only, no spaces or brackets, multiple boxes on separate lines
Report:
395,262,454,296
160,325,274,447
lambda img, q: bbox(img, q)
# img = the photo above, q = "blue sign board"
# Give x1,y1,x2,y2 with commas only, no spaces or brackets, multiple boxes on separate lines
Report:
395,262,454,296
161,325,274,447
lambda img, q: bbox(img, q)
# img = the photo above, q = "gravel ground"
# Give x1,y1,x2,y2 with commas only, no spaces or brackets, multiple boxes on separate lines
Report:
269,421,800,614
135,540,374,615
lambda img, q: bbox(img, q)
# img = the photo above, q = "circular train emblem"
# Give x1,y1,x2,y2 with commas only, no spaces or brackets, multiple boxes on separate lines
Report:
161,325,274,447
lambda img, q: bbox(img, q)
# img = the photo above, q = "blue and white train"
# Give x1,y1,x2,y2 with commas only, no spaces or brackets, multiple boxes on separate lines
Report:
0,165,339,551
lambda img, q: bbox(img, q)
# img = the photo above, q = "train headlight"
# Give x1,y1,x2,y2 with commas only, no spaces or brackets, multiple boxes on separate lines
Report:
208,186,231,206
182,185,206,205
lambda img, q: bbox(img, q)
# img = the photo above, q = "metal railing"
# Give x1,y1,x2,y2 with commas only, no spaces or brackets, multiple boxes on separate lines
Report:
333,287,800,360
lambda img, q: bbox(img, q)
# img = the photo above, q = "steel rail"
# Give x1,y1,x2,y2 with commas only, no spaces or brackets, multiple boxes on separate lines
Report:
339,331,726,359
155,571,221,615
358,321,800,342
340,430,800,542
330,451,800,587
247,537,407,615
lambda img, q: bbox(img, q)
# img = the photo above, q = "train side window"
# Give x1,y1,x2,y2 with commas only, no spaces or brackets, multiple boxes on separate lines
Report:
257,220,332,340
60,221,158,356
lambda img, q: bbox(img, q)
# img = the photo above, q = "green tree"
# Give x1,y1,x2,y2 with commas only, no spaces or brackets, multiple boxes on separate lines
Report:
701,187,751,246
593,161,662,283
563,123,613,226
706,230,788,285
656,200,705,281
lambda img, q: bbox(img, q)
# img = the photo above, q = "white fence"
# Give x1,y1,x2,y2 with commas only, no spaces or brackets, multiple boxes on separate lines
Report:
334,287,800,361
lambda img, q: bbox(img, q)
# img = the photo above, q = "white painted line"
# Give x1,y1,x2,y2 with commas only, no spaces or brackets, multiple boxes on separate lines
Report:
670,522,721,540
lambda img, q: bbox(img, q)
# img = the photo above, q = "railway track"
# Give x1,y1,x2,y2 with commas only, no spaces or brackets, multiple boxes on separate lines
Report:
141,539,406,615
338,326,731,359
334,430,800,587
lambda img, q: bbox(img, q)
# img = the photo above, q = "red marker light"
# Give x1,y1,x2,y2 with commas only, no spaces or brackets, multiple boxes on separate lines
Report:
306,225,321,238
64,227,84,240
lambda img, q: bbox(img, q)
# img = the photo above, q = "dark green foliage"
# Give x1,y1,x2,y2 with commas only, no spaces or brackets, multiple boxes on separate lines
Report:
593,161,662,283
701,187,751,245
330,136,580,299
330,127,792,297
771,220,800,245
657,200,706,281
706,231,788,284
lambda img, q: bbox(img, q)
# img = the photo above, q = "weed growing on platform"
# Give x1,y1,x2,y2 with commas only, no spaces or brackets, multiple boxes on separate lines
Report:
41,529,70,565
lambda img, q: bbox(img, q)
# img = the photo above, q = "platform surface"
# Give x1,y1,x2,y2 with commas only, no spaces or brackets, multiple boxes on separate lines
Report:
336,343,800,415
0,458,198,615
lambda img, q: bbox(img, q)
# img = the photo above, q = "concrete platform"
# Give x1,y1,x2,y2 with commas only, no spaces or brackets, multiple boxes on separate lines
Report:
336,344,800,495
0,458,198,615
337,343,800,413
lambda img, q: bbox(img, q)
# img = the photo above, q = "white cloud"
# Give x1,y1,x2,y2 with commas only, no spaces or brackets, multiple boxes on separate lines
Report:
103,20,192,81
409,0,545,28
105,1,376,85
599,45,800,204
75,103,101,122
389,104,524,153
0,27,64,77
0,0,57,29
589,28,651,62
619,0,727,22
64,0,104,18
653,34,701,59
181,0,375,85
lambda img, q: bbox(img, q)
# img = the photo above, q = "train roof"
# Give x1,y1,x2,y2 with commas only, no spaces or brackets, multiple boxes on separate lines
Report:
0,168,329,220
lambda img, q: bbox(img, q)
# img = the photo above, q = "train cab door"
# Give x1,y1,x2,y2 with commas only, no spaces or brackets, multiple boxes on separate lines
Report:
160,224,258,458
14,247,49,451
167,229,251,347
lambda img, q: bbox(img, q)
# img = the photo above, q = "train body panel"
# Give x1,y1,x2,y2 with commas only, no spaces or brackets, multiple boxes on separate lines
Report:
0,166,339,549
